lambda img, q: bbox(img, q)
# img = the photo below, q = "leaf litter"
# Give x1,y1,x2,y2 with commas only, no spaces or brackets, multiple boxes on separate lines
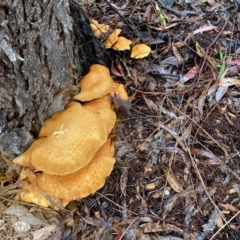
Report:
2,0,240,239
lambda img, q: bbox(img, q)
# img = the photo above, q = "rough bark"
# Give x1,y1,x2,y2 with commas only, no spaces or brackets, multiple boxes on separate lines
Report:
0,0,111,162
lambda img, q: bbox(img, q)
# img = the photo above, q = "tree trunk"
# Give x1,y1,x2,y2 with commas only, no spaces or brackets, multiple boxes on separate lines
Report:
0,0,111,162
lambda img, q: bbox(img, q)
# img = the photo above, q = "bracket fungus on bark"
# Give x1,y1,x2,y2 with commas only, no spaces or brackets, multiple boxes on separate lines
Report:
14,102,108,176
13,64,129,208
36,139,115,205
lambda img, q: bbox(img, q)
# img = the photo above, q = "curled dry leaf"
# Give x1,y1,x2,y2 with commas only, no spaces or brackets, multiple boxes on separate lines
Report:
142,94,159,114
162,189,194,219
32,225,57,240
172,43,183,63
162,164,183,193
130,44,151,59
215,86,228,102
140,222,184,235
190,148,223,165
113,94,132,116
219,203,239,212
181,65,199,83
218,77,240,87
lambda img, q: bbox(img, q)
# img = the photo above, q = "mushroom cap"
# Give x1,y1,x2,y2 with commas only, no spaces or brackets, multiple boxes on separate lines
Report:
110,82,128,100
13,138,45,169
74,64,114,102
113,36,132,51
104,29,121,48
14,102,108,175
90,19,110,37
36,139,115,203
130,44,151,59
82,96,116,135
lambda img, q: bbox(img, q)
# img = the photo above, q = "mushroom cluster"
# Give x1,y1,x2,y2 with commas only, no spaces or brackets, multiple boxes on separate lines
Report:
13,64,128,208
90,21,152,58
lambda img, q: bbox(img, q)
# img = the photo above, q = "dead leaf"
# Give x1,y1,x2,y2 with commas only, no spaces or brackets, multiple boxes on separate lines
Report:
162,189,194,218
32,225,57,240
172,43,183,63
111,65,122,77
113,94,132,116
228,59,240,66
181,65,199,83
193,25,217,34
146,38,165,45
218,77,240,87
149,23,178,31
219,203,239,212
162,165,183,193
196,41,206,58
3,204,44,225
142,94,159,114
190,148,223,164
140,222,184,235
13,220,31,233
215,86,228,102
129,67,140,86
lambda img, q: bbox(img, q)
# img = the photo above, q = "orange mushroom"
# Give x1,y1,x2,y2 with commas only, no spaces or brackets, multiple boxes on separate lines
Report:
90,19,110,37
104,29,121,48
130,44,151,59
36,139,115,205
13,102,108,176
74,64,114,102
110,82,129,100
13,63,130,208
83,96,116,135
113,36,132,51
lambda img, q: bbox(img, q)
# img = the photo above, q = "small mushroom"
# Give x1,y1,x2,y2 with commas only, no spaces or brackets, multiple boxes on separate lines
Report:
130,44,151,59
90,19,110,37
36,139,115,204
104,29,121,49
83,96,116,135
14,102,108,176
113,36,132,51
74,64,114,102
